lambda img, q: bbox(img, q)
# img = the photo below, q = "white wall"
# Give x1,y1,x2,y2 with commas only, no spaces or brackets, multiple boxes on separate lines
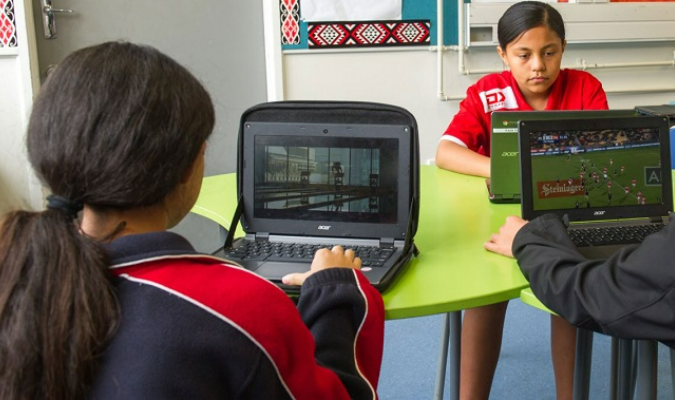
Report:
283,42,675,165
3,2,675,216
0,0,41,214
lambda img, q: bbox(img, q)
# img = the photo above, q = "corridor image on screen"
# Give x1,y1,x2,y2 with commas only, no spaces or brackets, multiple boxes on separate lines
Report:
253,136,399,223
527,126,663,212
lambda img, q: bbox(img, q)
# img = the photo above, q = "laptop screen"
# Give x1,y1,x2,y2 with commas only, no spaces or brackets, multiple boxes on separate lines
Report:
252,135,398,223
241,121,412,239
519,116,673,221
488,110,637,203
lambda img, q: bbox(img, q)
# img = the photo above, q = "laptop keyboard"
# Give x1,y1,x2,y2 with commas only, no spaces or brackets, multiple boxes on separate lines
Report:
224,241,395,267
567,224,665,247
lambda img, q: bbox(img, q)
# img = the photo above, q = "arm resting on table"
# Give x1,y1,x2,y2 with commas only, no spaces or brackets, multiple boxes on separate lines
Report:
514,213,675,346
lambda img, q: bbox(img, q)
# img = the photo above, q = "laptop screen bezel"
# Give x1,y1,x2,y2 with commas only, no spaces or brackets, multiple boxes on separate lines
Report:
240,121,412,239
490,109,638,160
488,110,637,199
518,115,672,222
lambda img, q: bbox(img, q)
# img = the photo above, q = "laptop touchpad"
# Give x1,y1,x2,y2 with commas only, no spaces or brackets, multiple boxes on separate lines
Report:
254,262,311,279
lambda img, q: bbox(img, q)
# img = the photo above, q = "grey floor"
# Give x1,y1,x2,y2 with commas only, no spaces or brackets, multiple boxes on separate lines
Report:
173,214,675,400
378,303,674,399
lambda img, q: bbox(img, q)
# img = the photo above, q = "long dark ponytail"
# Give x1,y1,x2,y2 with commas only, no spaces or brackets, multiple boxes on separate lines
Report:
0,41,214,399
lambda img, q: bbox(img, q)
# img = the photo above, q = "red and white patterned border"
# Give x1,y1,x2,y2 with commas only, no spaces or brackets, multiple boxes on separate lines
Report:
279,0,300,45
0,0,17,47
308,20,430,48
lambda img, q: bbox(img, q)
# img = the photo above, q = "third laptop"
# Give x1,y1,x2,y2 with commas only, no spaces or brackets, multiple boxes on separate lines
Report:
518,115,672,259
489,109,637,203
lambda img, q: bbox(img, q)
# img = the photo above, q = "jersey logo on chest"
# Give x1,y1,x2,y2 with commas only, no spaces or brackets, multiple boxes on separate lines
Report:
479,87,518,113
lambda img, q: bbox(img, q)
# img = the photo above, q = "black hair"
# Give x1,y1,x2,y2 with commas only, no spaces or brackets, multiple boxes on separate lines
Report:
497,1,565,50
0,41,214,399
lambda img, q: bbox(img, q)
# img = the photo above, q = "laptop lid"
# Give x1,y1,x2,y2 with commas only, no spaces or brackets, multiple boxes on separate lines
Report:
635,104,675,119
519,115,672,225
240,121,411,240
229,118,416,292
489,110,637,203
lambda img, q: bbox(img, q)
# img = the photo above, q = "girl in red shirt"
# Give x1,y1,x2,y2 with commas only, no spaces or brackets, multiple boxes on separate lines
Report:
435,2,608,399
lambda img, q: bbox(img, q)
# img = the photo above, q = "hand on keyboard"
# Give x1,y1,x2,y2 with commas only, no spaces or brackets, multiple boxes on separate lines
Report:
281,246,362,286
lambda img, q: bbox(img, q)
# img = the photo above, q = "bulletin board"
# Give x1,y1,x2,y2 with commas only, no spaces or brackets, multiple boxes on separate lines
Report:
280,0,675,51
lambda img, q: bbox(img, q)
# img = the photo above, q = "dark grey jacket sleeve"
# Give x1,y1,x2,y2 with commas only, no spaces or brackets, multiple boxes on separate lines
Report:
513,213,675,347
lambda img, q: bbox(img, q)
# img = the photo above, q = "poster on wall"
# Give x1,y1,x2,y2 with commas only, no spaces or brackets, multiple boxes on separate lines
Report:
281,0,430,49
301,0,402,21
0,0,17,48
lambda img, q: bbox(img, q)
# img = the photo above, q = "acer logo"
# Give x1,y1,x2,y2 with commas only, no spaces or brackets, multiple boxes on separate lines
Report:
593,211,606,216
318,225,331,230
501,151,518,157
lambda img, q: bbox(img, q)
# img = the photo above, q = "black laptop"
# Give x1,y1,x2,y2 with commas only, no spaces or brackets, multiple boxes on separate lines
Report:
518,115,672,259
488,109,637,203
216,101,420,293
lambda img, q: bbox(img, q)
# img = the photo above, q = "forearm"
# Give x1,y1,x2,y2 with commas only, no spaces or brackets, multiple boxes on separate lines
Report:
297,268,385,399
435,140,490,178
514,214,675,343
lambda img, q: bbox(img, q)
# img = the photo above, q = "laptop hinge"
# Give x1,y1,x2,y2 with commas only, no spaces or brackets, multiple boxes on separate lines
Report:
255,232,270,242
380,237,395,248
649,216,665,224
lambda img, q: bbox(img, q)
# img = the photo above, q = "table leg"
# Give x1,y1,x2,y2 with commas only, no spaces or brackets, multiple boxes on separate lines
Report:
634,340,657,400
617,339,634,400
433,312,462,400
573,328,593,400
434,313,451,400
449,312,462,400
670,348,675,399
610,337,619,400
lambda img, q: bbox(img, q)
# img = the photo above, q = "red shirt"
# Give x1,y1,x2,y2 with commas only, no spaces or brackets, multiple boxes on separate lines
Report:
441,69,608,156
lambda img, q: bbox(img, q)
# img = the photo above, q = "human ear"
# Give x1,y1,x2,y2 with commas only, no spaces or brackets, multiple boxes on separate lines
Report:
561,39,567,53
497,46,508,66
180,142,207,184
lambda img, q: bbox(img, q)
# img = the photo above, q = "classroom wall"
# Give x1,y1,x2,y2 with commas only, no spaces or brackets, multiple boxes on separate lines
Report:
3,1,675,217
0,55,37,213
283,42,675,165
0,0,41,215
0,1,267,214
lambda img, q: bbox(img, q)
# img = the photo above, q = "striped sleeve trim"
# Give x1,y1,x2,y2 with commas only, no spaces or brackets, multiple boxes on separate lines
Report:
439,135,468,148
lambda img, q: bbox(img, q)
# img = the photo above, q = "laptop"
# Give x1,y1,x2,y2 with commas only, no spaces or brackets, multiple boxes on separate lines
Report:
518,115,672,259
216,101,420,293
488,110,637,203
635,104,675,120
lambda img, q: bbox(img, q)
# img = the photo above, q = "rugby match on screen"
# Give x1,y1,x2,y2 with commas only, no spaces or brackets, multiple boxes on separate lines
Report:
527,126,664,212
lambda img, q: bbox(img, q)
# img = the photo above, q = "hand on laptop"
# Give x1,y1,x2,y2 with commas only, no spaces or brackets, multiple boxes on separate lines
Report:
484,216,529,258
281,246,362,286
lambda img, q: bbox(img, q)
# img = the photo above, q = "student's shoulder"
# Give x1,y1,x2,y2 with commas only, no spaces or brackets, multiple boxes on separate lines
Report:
117,255,293,312
560,68,602,84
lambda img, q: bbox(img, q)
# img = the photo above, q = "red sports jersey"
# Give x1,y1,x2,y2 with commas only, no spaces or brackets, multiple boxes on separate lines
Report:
441,69,608,156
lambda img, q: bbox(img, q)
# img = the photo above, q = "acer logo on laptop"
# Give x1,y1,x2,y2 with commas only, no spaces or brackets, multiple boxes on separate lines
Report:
318,225,331,230
501,151,518,157
593,211,606,216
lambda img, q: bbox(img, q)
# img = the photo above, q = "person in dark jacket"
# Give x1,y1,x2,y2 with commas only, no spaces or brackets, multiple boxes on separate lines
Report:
485,213,675,347
0,41,384,400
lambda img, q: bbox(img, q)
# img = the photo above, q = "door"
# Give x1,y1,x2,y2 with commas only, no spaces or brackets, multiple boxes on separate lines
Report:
31,0,267,176
30,0,269,251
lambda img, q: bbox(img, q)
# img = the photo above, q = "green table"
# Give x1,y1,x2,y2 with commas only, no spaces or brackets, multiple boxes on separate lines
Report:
192,165,529,400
